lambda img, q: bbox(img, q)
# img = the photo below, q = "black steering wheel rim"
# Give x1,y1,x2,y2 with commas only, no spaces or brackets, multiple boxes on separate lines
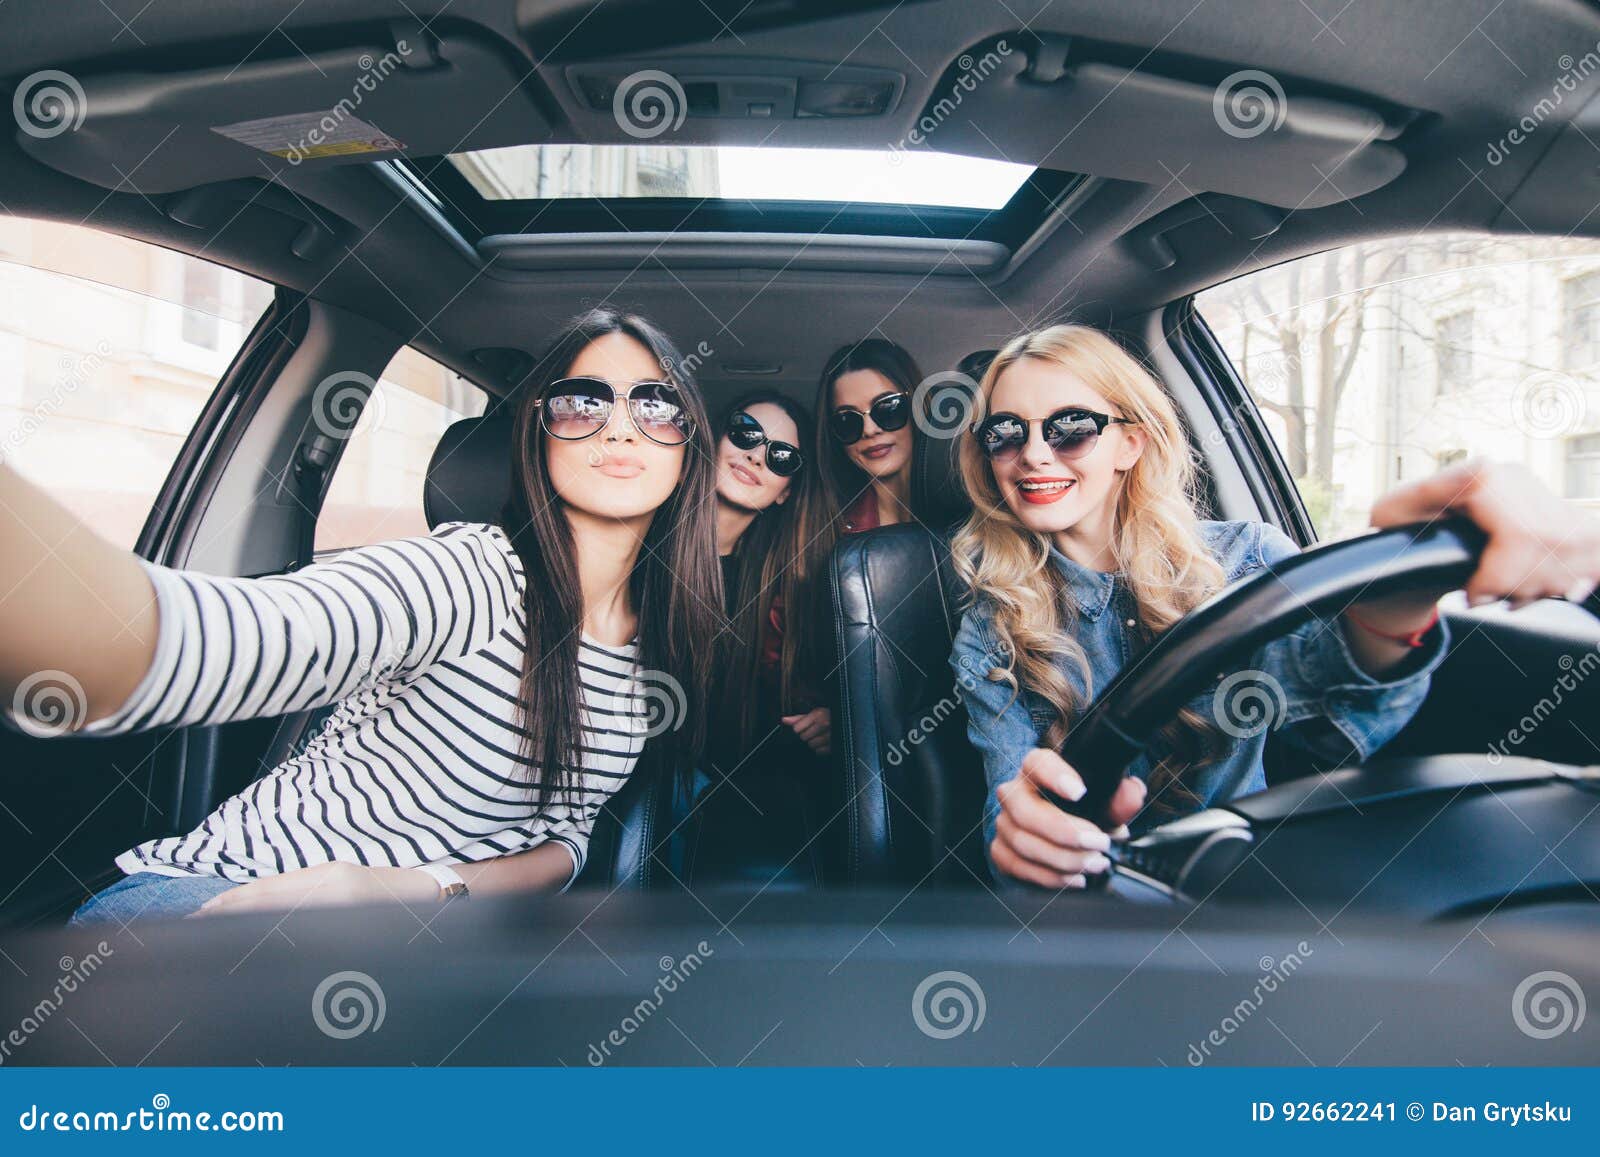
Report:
1059,517,1489,825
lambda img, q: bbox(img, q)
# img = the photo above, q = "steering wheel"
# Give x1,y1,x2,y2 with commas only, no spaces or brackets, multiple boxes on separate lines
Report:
1058,517,1489,827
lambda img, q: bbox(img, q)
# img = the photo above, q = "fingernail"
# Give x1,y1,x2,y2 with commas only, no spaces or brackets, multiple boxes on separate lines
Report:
1082,830,1111,852
1063,874,1087,890
1468,593,1495,607
1083,853,1111,874
1060,775,1085,801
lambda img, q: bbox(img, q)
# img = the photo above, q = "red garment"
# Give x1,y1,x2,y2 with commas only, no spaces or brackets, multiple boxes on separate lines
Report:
840,488,881,534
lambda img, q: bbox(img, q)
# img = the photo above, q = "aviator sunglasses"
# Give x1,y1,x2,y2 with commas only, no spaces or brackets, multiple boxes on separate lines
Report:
973,406,1136,463
540,376,694,447
726,410,805,478
827,390,911,445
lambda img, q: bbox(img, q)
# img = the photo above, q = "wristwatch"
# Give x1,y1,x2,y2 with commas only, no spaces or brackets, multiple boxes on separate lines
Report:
413,862,469,902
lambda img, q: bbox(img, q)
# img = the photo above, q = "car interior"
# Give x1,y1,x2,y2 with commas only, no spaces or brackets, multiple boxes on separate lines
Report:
3,0,1600,953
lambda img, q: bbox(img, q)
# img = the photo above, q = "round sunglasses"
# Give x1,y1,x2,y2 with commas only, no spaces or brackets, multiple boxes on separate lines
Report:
540,376,693,447
726,410,805,477
974,407,1136,462
827,390,911,445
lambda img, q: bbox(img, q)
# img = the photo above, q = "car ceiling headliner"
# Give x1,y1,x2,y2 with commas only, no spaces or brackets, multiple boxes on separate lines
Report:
3,0,1600,402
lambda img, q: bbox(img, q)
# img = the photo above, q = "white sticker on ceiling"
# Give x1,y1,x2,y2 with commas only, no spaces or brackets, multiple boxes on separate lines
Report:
212,111,406,164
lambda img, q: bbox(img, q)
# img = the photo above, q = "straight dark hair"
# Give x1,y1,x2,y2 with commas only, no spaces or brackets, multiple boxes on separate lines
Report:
813,337,926,515
713,391,828,760
501,308,721,809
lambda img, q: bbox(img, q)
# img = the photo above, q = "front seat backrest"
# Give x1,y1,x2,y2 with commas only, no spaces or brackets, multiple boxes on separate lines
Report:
830,525,988,884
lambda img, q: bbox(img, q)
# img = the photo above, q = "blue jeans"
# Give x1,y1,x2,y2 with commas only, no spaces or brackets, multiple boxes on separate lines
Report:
69,871,240,927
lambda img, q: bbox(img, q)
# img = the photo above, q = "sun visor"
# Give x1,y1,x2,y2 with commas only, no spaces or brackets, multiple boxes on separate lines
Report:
11,30,552,194
917,47,1409,210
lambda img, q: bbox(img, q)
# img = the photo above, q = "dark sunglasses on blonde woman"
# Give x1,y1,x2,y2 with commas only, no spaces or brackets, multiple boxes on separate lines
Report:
541,375,694,446
727,410,805,477
973,406,1136,463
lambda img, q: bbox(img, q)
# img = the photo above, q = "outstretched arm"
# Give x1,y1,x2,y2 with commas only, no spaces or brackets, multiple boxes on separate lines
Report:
0,463,158,725
3,462,522,737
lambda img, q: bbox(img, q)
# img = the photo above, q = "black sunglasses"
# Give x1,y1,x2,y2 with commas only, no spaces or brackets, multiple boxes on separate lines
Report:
540,376,693,447
726,410,805,478
974,407,1136,462
827,390,911,445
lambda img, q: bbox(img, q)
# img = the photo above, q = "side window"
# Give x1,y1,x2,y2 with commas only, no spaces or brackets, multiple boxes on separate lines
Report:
1197,235,1600,536
314,346,487,551
0,217,274,549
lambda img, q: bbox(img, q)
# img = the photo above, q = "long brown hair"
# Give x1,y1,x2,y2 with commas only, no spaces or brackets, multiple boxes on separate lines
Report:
951,324,1228,812
712,391,828,759
812,337,926,521
501,308,721,808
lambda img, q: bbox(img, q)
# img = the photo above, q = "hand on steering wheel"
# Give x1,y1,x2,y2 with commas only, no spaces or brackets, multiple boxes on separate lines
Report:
1371,459,1600,610
990,749,1146,889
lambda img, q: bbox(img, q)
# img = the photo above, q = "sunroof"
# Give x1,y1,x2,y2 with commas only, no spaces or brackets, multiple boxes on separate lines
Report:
446,145,1034,210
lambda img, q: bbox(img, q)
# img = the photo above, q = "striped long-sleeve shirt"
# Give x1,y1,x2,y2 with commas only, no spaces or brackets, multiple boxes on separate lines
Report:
70,522,647,885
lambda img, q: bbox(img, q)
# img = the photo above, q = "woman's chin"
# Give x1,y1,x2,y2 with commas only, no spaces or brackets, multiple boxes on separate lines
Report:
559,480,677,523
1007,496,1084,536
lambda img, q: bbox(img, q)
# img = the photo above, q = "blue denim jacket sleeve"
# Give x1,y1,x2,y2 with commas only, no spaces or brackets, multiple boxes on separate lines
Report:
1245,522,1449,763
950,604,1045,862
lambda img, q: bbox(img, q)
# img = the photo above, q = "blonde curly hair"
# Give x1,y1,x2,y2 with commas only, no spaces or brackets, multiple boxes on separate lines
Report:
951,324,1228,808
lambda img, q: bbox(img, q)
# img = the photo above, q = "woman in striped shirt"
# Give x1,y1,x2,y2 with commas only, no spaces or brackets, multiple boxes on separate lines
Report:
0,309,722,923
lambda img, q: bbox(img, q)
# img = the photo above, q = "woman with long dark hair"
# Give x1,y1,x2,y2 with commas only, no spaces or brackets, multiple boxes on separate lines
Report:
711,390,828,760
699,391,831,883
814,337,925,535
0,308,721,922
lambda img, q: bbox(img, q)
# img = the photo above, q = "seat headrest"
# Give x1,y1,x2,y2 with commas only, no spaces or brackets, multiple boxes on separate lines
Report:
909,350,995,532
423,412,515,529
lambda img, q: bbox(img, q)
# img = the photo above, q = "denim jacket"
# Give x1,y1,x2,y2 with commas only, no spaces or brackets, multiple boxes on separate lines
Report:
949,520,1449,856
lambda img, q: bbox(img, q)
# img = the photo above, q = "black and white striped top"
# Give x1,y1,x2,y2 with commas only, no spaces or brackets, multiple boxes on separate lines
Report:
78,522,647,886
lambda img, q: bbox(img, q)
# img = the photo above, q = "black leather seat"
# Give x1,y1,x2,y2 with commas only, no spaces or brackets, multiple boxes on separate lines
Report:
254,411,683,890
828,368,990,887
